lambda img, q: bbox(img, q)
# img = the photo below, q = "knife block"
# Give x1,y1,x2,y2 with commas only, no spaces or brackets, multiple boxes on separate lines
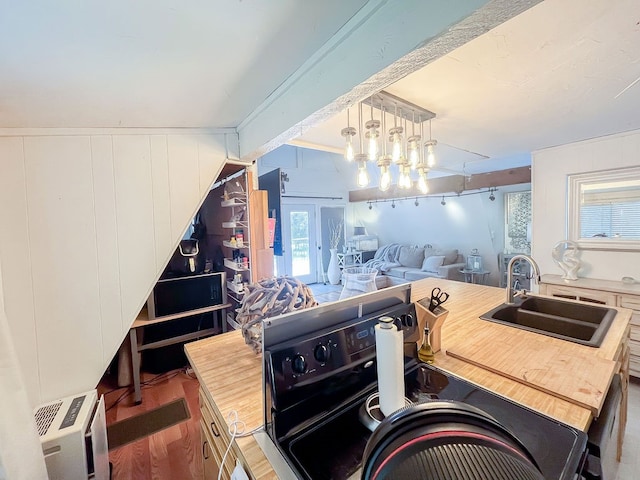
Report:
415,299,449,353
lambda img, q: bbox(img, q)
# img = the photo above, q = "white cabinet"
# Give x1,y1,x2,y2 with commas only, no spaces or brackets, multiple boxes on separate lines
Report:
540,275,639,378
619,295,640,377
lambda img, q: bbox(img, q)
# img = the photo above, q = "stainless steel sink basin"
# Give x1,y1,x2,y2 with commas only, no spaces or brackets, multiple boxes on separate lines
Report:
480,296,617,347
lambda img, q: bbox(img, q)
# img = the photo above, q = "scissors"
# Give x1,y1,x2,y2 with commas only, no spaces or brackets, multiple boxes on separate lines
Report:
429,287,449,312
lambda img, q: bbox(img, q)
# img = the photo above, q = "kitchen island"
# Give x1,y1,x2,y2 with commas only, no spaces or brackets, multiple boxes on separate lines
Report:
185,278,631,479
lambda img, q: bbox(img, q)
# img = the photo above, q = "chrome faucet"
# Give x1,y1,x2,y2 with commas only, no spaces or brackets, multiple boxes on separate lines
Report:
506,254,541,305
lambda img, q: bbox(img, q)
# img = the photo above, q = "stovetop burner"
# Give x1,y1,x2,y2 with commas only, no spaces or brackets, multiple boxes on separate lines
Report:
358,392,412,432
281,363,587,480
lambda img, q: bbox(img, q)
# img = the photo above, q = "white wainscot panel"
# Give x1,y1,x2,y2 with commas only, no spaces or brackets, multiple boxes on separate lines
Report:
90,136,125,364
0,137,41,404
167,135,201,241
112,136,156,327
23,136,103,402
149,135,172,272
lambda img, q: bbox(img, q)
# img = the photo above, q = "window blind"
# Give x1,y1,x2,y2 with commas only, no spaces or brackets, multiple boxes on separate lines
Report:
580,201,640,239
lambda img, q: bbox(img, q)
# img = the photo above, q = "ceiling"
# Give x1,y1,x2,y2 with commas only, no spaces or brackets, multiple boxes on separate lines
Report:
1,0,639,178
0,0,367,128
294,0,640,175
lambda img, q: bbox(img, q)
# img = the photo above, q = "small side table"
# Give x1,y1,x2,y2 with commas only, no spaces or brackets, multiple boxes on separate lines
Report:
460,269,490,285
337,251,363,267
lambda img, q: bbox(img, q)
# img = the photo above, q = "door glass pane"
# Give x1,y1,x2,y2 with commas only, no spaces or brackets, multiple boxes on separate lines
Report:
290,211,310,276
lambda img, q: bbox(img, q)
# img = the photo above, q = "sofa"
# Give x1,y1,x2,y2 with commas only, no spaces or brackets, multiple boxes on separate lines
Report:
364,243,465,286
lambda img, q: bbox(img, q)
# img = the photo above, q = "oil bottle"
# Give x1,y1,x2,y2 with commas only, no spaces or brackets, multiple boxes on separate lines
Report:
418,326,435,364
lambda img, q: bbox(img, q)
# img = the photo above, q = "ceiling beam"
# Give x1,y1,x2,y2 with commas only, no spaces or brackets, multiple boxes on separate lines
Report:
239,0,542,161
348,165,531,203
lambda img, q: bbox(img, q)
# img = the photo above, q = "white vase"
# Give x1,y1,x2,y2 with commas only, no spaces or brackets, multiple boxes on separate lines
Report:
327,248,341,285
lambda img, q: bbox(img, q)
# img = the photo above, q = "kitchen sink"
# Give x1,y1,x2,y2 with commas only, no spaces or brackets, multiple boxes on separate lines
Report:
480,296,617,347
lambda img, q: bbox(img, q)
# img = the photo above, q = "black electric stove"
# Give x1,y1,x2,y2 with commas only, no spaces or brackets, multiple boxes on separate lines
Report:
261,285,587,480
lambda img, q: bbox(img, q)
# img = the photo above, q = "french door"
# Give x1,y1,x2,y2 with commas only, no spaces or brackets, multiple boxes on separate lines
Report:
282,204,317,284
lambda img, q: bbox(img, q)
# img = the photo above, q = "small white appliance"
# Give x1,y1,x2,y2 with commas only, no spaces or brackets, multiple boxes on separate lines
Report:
33,389,109,480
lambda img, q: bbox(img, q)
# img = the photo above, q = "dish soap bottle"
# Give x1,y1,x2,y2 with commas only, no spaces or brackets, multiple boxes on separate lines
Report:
418,326,435,364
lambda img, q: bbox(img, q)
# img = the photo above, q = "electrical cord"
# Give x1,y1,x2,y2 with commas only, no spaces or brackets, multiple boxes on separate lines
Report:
217,410,263,480
105,368,189,411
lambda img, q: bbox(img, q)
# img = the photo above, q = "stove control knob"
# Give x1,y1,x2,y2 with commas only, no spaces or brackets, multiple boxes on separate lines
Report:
314,344,330,364
292,354,307,374
404,313,414,327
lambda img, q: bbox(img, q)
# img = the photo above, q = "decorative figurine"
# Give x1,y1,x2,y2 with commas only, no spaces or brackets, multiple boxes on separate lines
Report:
552,240,581,281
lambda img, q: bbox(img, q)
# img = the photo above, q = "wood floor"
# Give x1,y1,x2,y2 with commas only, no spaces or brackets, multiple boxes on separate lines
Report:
98,368,202,480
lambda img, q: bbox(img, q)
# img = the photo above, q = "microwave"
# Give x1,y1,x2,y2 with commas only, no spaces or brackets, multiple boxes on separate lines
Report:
147,271,226,319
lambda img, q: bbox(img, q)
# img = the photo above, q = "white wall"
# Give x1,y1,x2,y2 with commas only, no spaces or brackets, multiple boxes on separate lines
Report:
348,184,530,287
258,145,349,279
532,129,640,281
0,130,233,405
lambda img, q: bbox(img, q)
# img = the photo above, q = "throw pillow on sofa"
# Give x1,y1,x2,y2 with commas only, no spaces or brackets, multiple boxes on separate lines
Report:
422,255,446,273
398,246,425,268
435,249,458,265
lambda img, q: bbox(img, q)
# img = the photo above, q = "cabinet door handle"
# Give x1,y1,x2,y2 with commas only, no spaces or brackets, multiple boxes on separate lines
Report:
202,440,209,459
211,420,220,437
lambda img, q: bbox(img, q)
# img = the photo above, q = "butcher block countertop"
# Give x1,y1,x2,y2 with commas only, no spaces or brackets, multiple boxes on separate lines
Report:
185,278,631,478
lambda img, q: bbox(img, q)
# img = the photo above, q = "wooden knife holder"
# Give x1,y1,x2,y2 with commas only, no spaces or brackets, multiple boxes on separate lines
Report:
415,299,449,353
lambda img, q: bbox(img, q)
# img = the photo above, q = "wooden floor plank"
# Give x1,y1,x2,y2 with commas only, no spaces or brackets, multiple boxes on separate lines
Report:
98,368,201,480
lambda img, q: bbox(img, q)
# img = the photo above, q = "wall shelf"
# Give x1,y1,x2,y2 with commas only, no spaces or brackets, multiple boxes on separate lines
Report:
223,240,250,249
226,281,245,295
224,258,249,271
222,221,248,229
221,198,247,207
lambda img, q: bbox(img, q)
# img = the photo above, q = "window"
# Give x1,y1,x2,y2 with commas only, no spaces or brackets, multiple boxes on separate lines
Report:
568,166,640,250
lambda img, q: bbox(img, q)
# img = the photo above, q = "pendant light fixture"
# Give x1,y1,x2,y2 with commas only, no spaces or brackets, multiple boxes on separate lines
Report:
389,104,403,163
398,161,412,189
339,91,435,192
356,153,370,188
355,103,369,188
417,166,429,194
341,107,356,162
377,105,392,191
407,111,421,169
365,100,380,161
424,118,437,168
378,158,392,191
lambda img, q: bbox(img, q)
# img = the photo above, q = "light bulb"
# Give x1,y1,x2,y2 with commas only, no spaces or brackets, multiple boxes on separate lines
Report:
418,173,429,194
367,131,379,160
380,167,391,191
341,126,356,162
407,136,420,168
345,137,355,162
409,146,419,168
427,144,435,167
392,136,402,162
390,127,403,163
365,119,381,161
357,165,369,187
398,168,410,189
